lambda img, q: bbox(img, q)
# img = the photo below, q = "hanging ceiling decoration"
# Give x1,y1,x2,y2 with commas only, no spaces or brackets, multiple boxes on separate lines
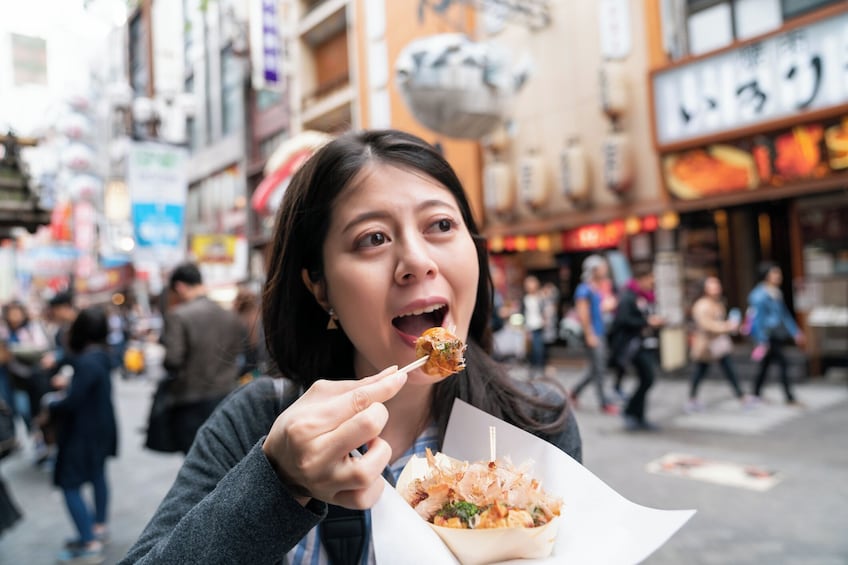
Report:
395,34,531,140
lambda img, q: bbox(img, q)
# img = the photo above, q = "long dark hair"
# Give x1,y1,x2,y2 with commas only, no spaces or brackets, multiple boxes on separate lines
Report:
262,129,568,440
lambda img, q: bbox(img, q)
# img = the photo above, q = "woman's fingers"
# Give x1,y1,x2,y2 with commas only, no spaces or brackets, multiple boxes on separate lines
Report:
311,368,408,423
293,434,393,505
264,368,408,504
328,439,394,509
315,403,389,464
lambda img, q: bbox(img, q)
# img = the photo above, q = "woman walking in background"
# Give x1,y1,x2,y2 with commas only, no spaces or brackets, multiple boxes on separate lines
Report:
522,275,548,378
747,262,806,405
687,276,751,411
568,255,619,414
46,306,117,564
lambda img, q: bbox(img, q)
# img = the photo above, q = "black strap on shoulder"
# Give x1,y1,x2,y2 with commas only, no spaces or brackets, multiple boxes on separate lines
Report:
319,504,366,565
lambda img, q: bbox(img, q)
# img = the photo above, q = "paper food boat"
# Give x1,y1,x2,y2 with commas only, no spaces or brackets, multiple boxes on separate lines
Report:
396,452,559,565
370,400,696,565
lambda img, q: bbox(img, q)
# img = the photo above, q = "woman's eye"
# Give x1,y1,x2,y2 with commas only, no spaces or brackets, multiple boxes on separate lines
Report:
357,231,388,248
431,218,454,233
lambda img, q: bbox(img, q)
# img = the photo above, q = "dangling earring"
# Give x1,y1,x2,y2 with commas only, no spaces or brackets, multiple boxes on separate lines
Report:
326,308,338,330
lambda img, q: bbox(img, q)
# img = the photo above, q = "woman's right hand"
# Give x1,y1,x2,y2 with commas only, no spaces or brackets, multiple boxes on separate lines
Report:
262,366,408,510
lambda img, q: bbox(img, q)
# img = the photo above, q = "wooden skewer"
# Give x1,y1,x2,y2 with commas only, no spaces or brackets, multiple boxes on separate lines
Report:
398,355,429,374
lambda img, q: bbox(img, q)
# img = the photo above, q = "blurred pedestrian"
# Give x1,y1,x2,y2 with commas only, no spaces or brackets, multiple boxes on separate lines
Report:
541,281,560,346
45,306,117,564
106,305,129,377
232,287,267,380
522,274,547,378
747,262,806,406
0,468,22,538
608,261,664,431
42,292,78,378
686,276,751,411
0,301,52,460
36,291,79,466
568,255,619,414
160,263,246,453
121,129,581,564
0,393,22,537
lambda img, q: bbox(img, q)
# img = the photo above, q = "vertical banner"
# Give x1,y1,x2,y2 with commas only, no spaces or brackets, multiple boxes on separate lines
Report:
127,142,188,270
250,0,284,91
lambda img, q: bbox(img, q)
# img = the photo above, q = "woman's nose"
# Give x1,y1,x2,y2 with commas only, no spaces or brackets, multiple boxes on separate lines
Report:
394,235,438,284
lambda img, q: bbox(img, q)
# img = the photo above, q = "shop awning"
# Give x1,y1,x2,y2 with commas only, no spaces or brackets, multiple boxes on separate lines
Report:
251,130,333,216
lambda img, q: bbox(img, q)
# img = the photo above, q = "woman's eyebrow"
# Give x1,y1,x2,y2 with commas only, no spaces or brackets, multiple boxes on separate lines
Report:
340,199,456,234
341,210,392,234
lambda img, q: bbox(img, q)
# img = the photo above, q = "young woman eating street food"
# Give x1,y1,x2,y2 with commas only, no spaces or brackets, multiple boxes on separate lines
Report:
121,129,581,564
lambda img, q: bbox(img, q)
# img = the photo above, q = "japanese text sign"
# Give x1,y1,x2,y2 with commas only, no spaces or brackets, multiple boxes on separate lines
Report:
653,11,848,147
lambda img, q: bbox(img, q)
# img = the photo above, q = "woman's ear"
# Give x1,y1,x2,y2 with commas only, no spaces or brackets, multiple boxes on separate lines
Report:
301,268,330,311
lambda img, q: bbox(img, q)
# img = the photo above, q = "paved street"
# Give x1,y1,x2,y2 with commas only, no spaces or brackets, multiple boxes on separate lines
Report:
0,359,846,564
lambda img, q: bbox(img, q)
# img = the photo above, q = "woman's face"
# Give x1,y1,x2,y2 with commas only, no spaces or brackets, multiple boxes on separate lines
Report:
766,267,783,286
593,263,609,282
313,163,479,383
5,307,24,329
704,277,722,297
638,272,655,292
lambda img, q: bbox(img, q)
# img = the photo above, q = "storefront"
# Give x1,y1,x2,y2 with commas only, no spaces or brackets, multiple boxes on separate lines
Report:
487,215,674,343
650,5,848,374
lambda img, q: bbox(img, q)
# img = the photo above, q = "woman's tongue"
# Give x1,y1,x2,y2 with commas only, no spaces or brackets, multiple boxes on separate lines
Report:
393,312,440,338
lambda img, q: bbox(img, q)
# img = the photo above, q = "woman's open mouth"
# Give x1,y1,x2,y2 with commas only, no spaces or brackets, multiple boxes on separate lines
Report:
391,304,448,340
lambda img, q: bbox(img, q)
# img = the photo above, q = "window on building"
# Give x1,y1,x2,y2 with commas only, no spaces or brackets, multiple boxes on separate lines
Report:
199,12,213,146
128,12,148,96
182,0,193,72
256,89,282,112
185,75,199,152
221,46,242,136
128,12,149,139
683,0,840,57
781,0,842,18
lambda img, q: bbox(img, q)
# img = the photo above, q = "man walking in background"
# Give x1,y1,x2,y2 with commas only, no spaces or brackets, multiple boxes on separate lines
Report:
161,263,246,454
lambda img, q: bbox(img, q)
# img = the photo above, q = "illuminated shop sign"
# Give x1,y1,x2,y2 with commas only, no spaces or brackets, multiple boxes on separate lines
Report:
652,10,848,147
663,114,848,200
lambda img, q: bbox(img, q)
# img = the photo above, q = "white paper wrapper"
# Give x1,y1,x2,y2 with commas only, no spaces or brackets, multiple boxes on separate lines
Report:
371,400,695,565
395,453,560,565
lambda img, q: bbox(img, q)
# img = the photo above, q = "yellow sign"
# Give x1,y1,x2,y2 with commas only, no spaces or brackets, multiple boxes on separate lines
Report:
191,234,237,264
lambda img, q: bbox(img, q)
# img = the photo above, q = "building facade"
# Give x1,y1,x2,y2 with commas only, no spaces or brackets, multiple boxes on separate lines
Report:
466,1,689,367
648,0,848,373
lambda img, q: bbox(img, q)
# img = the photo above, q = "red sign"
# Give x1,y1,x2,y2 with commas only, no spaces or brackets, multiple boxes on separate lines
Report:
561,224,622,252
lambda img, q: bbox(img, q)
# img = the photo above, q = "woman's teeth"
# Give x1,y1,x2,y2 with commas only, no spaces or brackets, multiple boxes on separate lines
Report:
397,304,446,318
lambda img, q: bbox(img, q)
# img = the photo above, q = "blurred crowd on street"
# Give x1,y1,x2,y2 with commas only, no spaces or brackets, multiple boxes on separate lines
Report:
0,261,267,563
491,255,810,431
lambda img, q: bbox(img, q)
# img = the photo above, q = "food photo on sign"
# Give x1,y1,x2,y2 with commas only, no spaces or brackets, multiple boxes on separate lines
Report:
663,114,848,200
370,400,695,565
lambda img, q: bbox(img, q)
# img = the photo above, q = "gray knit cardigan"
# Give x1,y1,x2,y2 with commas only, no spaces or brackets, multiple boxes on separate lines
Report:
121,377,582,564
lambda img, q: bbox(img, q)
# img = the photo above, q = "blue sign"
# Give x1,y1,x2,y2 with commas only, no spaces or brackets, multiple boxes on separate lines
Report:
132,203,184,249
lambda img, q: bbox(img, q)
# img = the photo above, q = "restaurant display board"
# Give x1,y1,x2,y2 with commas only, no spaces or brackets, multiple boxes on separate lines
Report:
662,114,848,200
